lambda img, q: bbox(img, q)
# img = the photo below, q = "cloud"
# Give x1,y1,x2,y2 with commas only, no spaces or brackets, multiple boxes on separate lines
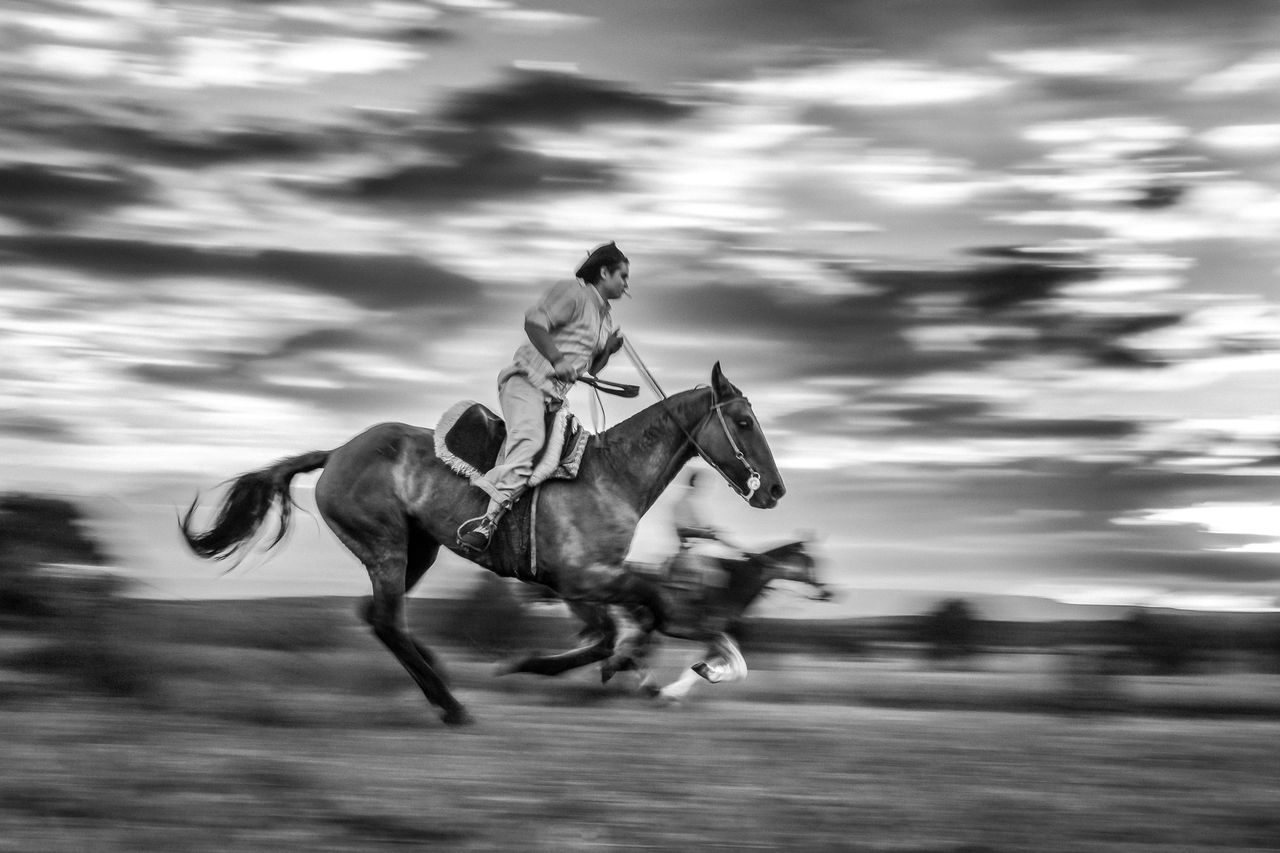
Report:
286,70,698,211
26,43,123,77
307,128,617,206
5,5,434,89
1105,549,1280,584
0,235,480,311
1118,502,1280,551
0,413,82,444
1187,50,1280,94
0,91,345,168
0,161,153,226
441,68,695,129
992,49,1141,77
1199,123,1280,151
160,34,423,89
712,60,1012,108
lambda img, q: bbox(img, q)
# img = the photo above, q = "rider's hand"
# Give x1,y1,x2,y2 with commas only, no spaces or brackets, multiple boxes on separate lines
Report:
605,330,624,355
552,357,577,382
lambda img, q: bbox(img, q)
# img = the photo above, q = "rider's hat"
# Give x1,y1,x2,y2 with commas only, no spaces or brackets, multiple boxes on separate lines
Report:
575,241,628,280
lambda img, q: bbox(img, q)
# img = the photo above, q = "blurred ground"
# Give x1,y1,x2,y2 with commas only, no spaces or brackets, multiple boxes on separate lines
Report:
2,597,1279,852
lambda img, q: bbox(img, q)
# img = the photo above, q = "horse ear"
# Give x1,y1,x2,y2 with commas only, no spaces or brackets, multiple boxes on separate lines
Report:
711,361,732,398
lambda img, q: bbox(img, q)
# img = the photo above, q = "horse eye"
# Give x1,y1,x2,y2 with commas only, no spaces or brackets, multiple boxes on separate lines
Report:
736,418,753,430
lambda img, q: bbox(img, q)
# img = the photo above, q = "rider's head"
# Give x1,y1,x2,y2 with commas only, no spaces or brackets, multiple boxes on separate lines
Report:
576,242,630,298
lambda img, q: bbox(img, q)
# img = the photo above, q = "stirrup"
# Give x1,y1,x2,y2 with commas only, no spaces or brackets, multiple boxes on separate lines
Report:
456,513,496,554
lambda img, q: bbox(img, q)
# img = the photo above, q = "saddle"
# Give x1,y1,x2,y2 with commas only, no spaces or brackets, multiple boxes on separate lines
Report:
435,400,588,583
434,400,587,486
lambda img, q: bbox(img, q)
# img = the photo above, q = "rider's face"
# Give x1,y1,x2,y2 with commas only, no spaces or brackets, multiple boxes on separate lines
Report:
599,263,630,300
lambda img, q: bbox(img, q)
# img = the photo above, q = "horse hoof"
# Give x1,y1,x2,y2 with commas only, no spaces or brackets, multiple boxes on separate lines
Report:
441,707,474,726
692,661,721,683
600,662,618,684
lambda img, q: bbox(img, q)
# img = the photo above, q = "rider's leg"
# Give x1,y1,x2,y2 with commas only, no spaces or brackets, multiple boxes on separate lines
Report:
458,374,547,551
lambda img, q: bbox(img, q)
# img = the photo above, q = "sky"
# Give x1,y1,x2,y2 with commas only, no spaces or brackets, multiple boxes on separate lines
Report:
2,0,1280,617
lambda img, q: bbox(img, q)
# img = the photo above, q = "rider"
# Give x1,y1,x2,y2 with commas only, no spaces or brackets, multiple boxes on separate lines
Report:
665,470,736,621
457,241,629,554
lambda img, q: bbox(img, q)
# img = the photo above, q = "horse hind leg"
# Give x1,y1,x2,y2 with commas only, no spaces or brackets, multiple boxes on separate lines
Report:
402,533,450,683
331,515,469,725
600,605,660,693
364,565,471,725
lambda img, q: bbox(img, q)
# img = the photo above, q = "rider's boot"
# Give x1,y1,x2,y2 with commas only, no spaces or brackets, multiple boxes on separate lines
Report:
457,499,509,554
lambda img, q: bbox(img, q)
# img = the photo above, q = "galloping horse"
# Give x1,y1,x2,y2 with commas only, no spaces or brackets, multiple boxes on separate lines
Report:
180,363,784,725
643,539,832,702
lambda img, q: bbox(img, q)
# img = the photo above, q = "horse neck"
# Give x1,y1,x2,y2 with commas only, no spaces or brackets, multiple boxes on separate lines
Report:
757,542,809,583
723,543,812,611
593,387,712,515
723,555,771,610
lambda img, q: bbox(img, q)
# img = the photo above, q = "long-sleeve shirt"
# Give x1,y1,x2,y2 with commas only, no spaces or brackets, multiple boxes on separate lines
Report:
504,279,616,401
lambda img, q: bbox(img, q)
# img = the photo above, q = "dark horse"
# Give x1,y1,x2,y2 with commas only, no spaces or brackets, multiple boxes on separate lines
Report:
180,363,784,725
617,538,833,701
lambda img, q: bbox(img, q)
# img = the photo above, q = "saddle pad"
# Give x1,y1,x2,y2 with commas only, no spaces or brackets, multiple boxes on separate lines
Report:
434,400,587,485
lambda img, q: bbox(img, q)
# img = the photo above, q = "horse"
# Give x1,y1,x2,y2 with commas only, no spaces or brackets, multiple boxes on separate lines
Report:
179,362,785,725
607,539,832,701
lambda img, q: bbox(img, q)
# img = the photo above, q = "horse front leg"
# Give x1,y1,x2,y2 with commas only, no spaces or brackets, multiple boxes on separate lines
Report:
497,601,616,677
658,633,748,703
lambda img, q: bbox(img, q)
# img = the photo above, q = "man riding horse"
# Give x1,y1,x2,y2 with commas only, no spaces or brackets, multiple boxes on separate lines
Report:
180,241,788,725
457,241,629,554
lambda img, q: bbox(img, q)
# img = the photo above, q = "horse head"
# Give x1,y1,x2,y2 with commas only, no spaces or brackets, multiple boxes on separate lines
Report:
761,539,834,601
693,362,786,509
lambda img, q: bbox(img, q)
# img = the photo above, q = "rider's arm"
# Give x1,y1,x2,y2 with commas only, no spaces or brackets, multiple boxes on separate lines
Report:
524,283,580,380
526,319,576,382
589,330,623,376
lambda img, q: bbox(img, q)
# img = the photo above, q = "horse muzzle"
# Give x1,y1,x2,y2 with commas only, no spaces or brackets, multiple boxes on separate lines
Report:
749,480,785,509
810,585,835,602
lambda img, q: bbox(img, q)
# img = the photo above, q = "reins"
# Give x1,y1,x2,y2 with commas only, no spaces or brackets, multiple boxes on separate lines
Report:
577,375,639,398
620,339,763,503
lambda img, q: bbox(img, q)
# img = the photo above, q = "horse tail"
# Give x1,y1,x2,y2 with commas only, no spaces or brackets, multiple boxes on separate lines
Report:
180,450,330,561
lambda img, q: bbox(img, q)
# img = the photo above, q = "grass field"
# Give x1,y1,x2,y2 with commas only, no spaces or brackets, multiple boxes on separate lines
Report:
2,597,1279,852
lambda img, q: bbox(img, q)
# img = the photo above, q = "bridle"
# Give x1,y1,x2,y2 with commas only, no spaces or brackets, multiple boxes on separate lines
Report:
619,338,765,503
705,397,763,502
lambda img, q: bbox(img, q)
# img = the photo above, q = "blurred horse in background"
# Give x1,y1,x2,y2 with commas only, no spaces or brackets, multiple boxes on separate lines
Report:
180,363,784,726
647,538,833,702
508,539,831,699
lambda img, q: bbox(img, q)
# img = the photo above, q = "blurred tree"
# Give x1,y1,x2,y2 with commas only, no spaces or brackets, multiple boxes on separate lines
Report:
1123,608,1197,674
920,597,979,661
1257,614,1280,673
0,492,109,617
0,493,153,697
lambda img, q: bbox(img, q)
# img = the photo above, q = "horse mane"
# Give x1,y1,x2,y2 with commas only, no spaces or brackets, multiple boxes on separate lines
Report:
757,539,808,563
590,385,715,479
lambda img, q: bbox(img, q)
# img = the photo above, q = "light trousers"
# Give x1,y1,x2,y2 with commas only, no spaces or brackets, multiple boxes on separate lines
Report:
480,371,552,512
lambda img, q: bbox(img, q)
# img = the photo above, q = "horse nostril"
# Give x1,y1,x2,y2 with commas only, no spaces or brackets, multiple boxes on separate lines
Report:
770,483,785,501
